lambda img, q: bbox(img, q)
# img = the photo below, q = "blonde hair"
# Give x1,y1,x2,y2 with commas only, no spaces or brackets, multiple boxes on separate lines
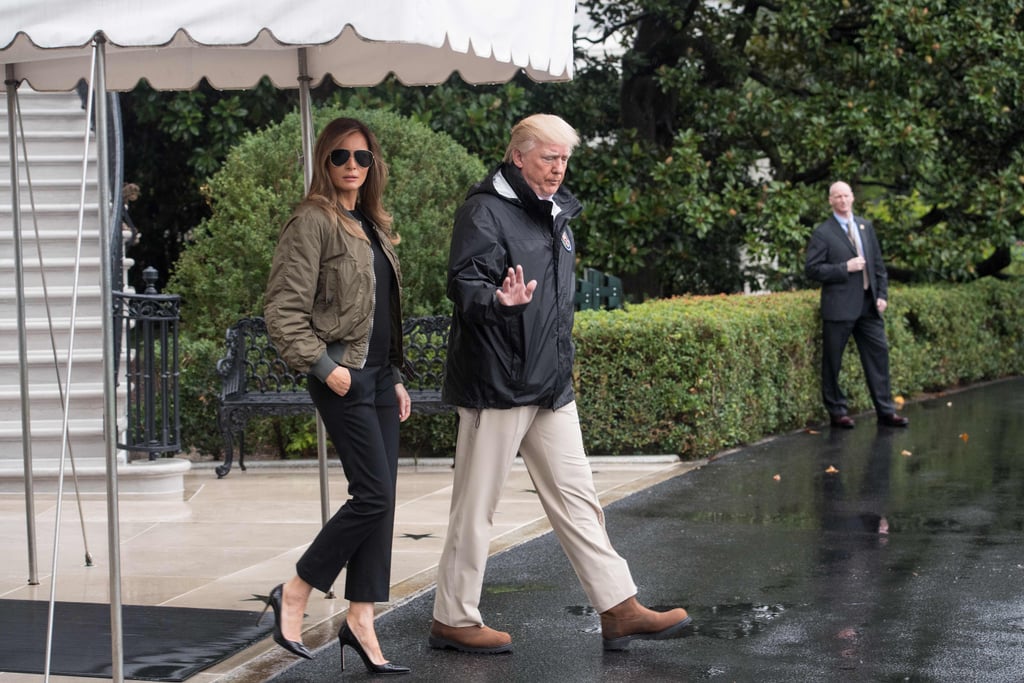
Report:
502,114,580,163
306,117,398,244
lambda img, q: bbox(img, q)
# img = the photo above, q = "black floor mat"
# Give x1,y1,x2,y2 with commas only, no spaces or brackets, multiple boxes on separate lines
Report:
1,599,273,681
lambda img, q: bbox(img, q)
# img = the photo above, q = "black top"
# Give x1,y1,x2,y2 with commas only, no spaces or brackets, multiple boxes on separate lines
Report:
351,208,394,367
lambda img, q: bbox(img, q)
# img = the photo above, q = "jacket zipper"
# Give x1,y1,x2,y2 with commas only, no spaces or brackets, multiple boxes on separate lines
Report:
358,225,376,370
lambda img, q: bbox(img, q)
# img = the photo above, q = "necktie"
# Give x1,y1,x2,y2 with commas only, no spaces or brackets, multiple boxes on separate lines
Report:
846,220,868,290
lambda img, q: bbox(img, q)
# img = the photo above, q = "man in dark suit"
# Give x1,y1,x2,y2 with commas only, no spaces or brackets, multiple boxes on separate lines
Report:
805,181,909,429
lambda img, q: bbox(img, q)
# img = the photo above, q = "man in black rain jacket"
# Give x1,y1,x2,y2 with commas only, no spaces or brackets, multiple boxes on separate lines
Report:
428,114,693,655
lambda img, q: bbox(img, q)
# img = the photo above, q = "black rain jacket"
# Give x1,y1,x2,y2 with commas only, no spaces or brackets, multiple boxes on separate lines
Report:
442,163,583,410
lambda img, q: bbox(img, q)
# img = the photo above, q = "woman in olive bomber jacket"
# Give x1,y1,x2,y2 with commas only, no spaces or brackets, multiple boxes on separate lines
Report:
260,117,411,675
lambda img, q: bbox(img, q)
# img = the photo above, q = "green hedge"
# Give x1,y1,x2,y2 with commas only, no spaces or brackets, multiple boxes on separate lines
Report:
573,289,821,457
402,278,1023,460
572,278,1024,458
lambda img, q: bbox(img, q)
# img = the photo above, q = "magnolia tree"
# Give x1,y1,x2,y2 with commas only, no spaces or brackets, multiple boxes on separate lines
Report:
565,0,1024,296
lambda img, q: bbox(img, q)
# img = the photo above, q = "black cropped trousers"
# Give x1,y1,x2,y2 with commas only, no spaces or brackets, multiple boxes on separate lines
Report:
296,364,400,602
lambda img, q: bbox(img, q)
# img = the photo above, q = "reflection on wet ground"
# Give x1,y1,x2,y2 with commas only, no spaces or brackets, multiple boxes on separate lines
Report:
694,603,787,640
272,378,1024,682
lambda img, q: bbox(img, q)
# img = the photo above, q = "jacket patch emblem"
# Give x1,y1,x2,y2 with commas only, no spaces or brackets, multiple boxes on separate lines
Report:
561,230,573,252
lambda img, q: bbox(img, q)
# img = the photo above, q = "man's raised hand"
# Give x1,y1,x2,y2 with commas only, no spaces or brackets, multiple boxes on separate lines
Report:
496,265,537,306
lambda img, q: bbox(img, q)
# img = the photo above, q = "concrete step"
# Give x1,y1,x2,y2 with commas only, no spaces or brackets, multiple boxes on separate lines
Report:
0,455,190,497
0,90,85,113
0,130,97,157
0,347,106,385
0,200,101,215
0,154,98,182
0,286,103,319
0,316,104,353
0,177,99,204
0,416,107,461
0,255,103,289
0,108,91,133
0,230,103,260
0,381,108,422
0,204,102,231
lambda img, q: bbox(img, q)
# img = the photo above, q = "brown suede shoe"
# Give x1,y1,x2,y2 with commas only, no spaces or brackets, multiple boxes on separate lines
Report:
600,596,694,651
428,619,512,654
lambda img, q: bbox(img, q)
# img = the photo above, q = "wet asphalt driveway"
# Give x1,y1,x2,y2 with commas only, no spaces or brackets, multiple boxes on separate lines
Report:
271,377,1024,682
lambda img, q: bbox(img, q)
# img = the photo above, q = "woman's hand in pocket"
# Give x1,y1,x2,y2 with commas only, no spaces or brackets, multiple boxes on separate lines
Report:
326,366,352,396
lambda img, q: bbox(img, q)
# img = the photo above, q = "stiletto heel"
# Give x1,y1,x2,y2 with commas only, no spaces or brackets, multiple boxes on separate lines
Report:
261,584,313,660
337,621,410,675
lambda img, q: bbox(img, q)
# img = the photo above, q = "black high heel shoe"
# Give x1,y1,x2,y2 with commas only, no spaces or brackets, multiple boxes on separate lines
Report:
258,584,313,660
338,621,410,675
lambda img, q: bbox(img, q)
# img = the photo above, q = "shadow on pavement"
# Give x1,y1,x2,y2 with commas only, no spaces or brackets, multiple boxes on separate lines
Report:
271,377,1024,682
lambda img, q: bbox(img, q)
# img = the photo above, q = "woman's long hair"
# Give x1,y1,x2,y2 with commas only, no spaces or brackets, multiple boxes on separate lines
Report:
306,117,398,244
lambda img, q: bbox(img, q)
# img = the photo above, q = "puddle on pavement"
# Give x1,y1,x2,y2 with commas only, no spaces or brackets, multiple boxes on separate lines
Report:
565,602,786,640
598,379,1024,652
673,379,1024,542
691,603,787,639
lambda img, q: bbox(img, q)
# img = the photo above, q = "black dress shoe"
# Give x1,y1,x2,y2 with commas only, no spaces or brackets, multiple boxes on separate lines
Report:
259,584,313,659
878,413,909,427
338,621,410,675
830,414,855,429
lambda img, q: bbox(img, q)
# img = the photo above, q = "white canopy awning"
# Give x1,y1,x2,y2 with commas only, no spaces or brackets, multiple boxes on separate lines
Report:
0,0,575,91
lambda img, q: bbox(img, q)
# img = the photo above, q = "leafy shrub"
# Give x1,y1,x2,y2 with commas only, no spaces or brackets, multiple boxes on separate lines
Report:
572,290,821,457
176,335,224,457
169,106,485,341
563,278,1024,458
400,412,457,460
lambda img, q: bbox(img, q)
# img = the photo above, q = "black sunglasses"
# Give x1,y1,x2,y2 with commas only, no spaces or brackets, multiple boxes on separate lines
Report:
330,149,374,168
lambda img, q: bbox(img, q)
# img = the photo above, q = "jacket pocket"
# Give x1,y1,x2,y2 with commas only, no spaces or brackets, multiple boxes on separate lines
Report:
312,251,372,340
503,316,526,389
312,253,350,336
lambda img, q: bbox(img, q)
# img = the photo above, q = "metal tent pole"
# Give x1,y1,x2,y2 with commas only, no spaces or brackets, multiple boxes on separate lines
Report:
5,65,39,586
298,49,314,190
94,35,125,683
296,47,335,598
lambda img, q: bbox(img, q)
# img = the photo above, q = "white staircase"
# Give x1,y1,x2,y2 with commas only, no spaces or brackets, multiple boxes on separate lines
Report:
0,87,188,497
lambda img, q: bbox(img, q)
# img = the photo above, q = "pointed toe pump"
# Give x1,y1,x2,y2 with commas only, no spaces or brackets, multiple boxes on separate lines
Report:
338,621,410,675
259,583,313,660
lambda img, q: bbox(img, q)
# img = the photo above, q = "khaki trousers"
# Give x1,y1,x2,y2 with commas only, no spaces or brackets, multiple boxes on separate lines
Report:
433,401,637,627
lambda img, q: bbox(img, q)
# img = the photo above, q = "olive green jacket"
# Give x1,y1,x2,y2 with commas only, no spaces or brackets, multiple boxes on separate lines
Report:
264,201,403,384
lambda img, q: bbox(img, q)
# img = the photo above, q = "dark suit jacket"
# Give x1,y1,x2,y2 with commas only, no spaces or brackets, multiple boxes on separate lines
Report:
805,216,888,321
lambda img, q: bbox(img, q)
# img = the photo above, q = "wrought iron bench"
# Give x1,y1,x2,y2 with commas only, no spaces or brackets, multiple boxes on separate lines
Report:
214,315,451,478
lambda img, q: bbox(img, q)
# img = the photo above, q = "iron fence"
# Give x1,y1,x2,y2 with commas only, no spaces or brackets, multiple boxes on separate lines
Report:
114,267,180,459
